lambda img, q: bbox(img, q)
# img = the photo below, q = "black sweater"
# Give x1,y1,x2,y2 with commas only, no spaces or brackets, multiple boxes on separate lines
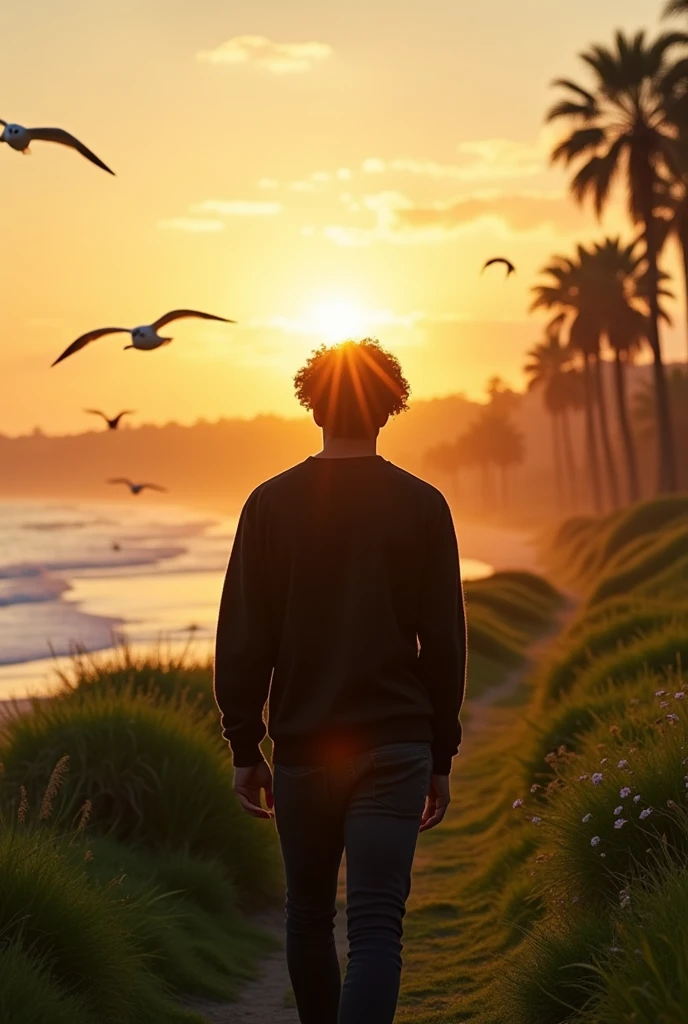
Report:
214,455,467,774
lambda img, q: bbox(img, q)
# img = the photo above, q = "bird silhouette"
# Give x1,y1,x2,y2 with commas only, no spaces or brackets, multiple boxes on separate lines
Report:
108,478,167,496
85,409,135,430
482,257,516,277
0,119,114,174
51,310,236,366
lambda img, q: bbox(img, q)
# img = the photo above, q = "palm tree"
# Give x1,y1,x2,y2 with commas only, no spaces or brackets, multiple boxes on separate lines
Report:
524,332,581,508
547,30,682,493
532,257,604,512
633,367,688,488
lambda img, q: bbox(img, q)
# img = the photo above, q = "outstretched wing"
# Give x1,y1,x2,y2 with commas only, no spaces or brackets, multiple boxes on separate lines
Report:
0,119,6,127
140,483,168,493
27,127,115,175
152,309,236,330
482,257,516,276
111,410,135,428
84,409,109,424
52,328,129,367
108,478,134,488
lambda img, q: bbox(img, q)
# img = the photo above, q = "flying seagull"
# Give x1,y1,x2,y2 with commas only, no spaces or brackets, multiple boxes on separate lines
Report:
482,257,516,277
0,119,114,174
108,478,167,496
51,310,236,366
85,409,135,431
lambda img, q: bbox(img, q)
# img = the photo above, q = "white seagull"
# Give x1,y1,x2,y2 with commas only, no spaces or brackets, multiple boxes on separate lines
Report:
51,310,236,366
0,119,114,174
108,478,167,496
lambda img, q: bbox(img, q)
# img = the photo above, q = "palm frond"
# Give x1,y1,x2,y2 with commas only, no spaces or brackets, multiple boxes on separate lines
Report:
550,78,597,104
664,0,688,18
550,128,605,164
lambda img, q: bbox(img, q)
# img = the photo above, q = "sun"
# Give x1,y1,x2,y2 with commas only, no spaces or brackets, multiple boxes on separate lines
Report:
307,298,369,342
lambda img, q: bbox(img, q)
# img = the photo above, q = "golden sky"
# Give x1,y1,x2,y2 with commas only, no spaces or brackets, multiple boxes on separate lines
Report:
1,0,683,435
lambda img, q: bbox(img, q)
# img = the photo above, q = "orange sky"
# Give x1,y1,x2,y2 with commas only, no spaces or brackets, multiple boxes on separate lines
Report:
1,0,684,435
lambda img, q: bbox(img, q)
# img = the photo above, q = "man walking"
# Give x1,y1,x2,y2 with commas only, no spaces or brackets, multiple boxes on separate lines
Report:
214,338,467,1024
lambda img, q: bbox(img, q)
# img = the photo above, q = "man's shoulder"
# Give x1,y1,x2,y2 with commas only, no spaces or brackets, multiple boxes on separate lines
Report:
244,460,312,509
383,460,449,508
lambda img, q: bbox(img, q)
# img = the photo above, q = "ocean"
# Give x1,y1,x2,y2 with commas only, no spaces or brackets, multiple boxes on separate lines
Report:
0,499,497,701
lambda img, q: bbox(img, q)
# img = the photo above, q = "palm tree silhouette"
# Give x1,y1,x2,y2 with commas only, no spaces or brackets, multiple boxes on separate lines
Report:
524,330,582,508
547,30,681,493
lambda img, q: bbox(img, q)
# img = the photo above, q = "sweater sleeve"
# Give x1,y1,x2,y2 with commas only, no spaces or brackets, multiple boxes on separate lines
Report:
417,498,467,775
214,492,275,767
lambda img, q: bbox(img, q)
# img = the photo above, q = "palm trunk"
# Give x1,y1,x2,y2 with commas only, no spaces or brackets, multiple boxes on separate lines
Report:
679,215,688,367
641,186,677,493
582,352,603,512
612,349,641,504
552,411,565,509
560,406,578,508
592,355,620,510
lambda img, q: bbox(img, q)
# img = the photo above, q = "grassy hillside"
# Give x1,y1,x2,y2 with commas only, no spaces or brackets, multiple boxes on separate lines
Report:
393,494,688,1023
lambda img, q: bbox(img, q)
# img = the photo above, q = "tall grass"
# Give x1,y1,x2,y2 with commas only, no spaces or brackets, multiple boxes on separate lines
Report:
0,693,280,903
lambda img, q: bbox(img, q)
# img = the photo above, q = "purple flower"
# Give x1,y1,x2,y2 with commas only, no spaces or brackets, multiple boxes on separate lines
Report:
620,787,632,799
592,773,604,786
667,713,680,722
591,836,601,847
675,692,685,700
531,816,542,825
656,690,666,697
639,808,653,820
512,798,523,809
633,794,642,804
582,813,592,823
614,818,627,829
660,701,670,708
617,760,630,770
614,805,624,815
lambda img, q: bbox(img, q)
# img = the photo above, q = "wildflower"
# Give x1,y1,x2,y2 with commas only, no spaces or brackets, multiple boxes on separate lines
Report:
667,713,680,722
639,808,653,820
530,783,541,793
614,805,624,815
578,774,589,782
531,816,542,825
633,794,642,804
600,757,608,765
617,760,630,770
656,690,666,697
619,891,631,909
675,692,685,700
660,701,669,708
592,773,604,786
620,787,632,798
512,798,523,809
600,852,607,858
582,813,592,823
614,818,627,829
591,836,601,847
544,752,557,765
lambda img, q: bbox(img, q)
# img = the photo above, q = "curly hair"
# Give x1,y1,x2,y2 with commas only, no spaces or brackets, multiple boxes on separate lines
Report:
294,338,410,438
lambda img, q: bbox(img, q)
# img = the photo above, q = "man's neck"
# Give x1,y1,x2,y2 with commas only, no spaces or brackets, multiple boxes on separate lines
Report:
314,436,378,460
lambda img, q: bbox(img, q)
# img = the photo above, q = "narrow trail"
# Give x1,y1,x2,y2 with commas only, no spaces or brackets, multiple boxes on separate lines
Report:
189,602,576,1023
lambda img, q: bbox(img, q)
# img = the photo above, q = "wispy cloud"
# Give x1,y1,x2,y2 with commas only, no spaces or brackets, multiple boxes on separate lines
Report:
191,200,283,217
361,138,546,183
158,217,225,233
323,189,582,246
196,35,332,74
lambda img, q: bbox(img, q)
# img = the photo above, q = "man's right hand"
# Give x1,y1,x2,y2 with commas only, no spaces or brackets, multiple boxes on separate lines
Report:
420,774,451,832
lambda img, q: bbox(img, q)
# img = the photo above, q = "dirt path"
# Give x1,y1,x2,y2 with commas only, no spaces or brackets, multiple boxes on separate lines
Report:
188,911,348,1023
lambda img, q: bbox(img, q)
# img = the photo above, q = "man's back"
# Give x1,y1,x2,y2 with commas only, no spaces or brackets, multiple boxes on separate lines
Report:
215,454,466,774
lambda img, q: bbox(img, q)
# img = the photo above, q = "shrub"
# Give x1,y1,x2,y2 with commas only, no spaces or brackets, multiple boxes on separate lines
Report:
539,604,687,702
591,859,688,1023
57,646,216,717
588,521,688,606
0,940,94,1024
572,624,688,697
0,694,280,904
0,829,201,1024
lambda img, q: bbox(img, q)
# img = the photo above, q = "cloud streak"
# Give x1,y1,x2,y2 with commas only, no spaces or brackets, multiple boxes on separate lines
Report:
361,138,546,183
196,35,332,73
191,200,283,216
158,217,225,233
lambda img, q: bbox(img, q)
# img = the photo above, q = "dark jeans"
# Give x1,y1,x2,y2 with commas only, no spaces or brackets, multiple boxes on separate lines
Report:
273,741,431,1024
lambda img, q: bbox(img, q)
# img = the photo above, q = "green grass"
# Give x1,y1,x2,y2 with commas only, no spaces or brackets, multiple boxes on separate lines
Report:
0,693,280,904
588,521,688,606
